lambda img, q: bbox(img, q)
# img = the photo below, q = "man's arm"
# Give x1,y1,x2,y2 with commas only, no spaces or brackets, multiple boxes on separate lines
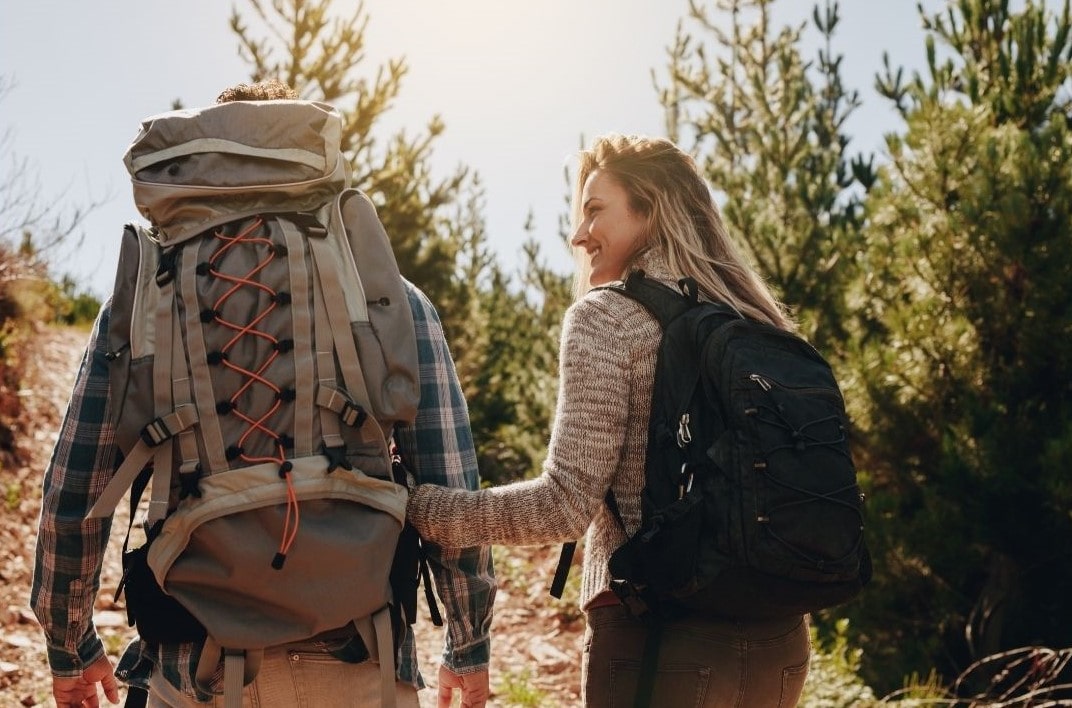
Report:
394,283,495,677
30,305,121,700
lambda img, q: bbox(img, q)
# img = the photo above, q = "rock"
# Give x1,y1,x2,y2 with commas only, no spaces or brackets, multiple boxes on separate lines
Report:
93,610,126,628
527,635,572,672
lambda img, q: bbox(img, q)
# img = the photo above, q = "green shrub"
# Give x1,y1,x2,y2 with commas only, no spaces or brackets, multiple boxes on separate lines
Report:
800,618,878,707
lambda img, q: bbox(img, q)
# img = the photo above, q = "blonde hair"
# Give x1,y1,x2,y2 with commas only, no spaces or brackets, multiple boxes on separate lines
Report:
571,134,793,331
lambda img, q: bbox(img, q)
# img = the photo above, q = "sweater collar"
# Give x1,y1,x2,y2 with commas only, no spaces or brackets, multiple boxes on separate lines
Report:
629,248,678,286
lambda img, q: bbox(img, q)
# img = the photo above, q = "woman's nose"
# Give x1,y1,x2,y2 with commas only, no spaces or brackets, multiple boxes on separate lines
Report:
570,226,587,248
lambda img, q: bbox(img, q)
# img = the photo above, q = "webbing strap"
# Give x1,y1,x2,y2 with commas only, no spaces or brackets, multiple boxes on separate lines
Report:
223,650,245,708
309,254,345,450
170,309,200,509
307,226,387,452
148,271,178,523
634,623,663,708
194,640,262,706
550,542,575,599
181,240,229,473
278,218,317,456
86,405,198,519
307,226,372,415
374,608,396,708
354,610,397,708
315,386,368,429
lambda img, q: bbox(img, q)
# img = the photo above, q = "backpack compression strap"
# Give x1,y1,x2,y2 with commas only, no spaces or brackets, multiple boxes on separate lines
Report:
272,214,352,460
297,202,390,457
194,642,262,708
88,242,204,523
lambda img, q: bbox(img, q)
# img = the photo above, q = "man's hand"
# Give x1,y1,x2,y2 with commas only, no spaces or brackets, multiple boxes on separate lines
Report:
51,655,119,708
437,664,489,708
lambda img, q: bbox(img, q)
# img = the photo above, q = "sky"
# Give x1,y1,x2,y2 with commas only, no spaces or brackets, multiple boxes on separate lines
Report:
2,0,957,298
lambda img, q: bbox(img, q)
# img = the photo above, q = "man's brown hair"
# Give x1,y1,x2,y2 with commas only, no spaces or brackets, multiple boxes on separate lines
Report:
215,78,298,103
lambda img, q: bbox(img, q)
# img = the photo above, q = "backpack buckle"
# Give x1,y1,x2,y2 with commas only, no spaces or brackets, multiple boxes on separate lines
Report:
677,464,695,499
138,406,199,447
321,444,353,473
155,247,179,287
339,400,368,429
316,386,369,429
610,579,650,618
140,416,175,446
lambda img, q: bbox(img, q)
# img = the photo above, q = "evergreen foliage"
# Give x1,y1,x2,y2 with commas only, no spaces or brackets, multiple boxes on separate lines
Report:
799,619,878,707
853,0,1072,688
660,0,874,350
663,0,1072,693
229,0,471,332
229,0,567,481
464,231,572,484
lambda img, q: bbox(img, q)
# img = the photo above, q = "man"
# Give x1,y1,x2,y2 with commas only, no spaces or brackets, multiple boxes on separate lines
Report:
30,80,494,708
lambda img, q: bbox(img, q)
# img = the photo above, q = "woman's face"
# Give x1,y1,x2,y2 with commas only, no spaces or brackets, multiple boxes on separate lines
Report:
571,169,647,288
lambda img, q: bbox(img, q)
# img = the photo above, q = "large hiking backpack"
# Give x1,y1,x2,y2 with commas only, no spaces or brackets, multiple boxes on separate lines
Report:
85,100,422,708
553,271,871,620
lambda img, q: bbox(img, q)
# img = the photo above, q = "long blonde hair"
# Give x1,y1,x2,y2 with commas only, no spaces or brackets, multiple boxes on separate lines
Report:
571,134,793,331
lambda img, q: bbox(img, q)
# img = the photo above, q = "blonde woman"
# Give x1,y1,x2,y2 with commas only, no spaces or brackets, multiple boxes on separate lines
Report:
407,134,809,707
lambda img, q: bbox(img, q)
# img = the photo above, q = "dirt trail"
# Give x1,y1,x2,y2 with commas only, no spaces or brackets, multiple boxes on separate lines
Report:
0,325,583,707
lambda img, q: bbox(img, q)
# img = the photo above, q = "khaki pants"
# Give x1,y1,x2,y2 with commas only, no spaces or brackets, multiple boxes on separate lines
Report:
582,606,810,708
147,646,420,708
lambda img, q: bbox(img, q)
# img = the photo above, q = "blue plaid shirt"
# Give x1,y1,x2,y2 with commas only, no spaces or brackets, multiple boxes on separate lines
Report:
31,280,495,699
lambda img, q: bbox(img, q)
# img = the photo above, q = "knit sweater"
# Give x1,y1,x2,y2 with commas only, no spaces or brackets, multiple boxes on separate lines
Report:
407,251,679,610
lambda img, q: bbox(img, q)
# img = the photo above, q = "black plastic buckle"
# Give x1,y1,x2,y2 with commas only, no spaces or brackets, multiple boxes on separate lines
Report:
139,417,173,447
178,465,203,500
321,444,353,473
340,400,368,429
155,247,179,287
285,212,328,238
610,579,650,618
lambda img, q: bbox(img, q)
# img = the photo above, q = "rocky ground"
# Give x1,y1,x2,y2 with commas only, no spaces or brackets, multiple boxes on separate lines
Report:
0,326,583,707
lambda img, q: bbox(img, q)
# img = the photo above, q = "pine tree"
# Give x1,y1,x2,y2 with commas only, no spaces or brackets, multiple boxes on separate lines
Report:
661,0,873,351
229,0,473,332
850,0,1072,690
462,216,573,483
229,0,572,481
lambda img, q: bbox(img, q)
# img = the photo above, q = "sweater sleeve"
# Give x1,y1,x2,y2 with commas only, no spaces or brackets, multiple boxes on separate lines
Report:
407,295,632,547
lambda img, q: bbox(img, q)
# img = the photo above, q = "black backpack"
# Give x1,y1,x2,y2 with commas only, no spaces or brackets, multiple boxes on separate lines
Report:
552,271,871,622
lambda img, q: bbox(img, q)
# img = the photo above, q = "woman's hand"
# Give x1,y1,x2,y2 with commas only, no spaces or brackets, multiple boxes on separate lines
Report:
437,664,490,708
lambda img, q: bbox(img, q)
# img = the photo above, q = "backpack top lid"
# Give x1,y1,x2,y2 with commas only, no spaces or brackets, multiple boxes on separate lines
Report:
123,100,349,246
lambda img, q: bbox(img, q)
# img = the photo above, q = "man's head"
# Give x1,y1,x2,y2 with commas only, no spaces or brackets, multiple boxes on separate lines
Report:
215,78,298,104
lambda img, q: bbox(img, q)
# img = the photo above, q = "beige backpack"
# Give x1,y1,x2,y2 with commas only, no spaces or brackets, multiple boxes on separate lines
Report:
87,99,419,708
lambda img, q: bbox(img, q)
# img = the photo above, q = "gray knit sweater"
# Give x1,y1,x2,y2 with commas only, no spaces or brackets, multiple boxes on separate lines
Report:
407,251,678,610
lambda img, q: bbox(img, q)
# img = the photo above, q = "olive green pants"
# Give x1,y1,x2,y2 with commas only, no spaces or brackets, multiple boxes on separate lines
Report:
582,606,810,708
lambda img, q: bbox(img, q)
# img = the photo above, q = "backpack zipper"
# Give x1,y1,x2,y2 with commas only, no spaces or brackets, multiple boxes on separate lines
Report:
749,373,772,391
676,413,692,448
748,373,842,400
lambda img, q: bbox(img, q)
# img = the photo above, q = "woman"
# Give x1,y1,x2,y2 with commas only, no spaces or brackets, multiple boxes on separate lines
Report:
407,134,810,707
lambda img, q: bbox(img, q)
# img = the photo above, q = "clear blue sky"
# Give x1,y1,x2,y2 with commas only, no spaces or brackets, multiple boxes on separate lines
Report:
2,0,965,297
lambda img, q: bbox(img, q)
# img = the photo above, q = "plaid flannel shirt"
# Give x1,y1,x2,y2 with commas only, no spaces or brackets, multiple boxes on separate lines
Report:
30,279,495,699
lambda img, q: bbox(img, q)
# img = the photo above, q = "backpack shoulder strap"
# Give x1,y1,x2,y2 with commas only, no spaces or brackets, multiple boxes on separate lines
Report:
596,271,695,330
600,271,744,327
